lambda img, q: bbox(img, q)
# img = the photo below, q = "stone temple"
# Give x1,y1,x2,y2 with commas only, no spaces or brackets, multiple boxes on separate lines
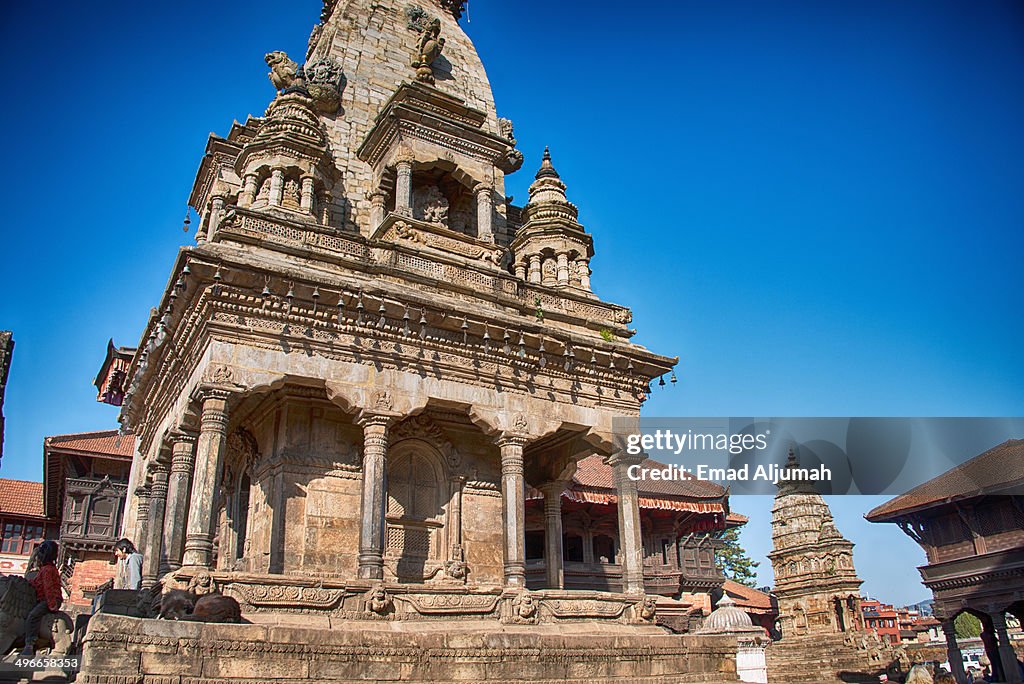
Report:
765,450,902,683
76,0,752,681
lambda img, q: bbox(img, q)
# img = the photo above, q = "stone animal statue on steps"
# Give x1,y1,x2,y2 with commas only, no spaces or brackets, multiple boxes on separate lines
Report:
0,575,72,656
159,589,243,623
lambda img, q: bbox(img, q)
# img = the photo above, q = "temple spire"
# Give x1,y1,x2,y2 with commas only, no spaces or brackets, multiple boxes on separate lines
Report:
535,146,560,180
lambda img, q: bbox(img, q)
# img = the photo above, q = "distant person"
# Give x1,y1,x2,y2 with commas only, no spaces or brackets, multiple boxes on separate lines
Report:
934,673,955,684
906,665,934,684
19,540,62,657
113,538,144,590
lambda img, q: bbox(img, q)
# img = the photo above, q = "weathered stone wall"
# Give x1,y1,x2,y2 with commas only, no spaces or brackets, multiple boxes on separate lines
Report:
78,613,740,683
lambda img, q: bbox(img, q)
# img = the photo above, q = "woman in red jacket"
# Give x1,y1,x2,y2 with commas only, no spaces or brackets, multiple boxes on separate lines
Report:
20,540,62,657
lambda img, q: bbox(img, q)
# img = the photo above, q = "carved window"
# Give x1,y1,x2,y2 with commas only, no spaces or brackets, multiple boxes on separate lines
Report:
563,534,584,563
87,497,116,537
387,451,440,522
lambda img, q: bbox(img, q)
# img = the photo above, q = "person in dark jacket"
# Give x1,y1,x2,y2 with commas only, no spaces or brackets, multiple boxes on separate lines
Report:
20,540,62,657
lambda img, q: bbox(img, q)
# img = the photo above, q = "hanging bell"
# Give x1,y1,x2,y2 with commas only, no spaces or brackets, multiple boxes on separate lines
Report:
670,370,677,384
337,294,345,325
311,286,320,315
482,327,491,353
402,306,411,336
182,208,192,232
377,301,387,329
659,375,666,386
461,318,469,344
212,265,223,296
518,333,526,359
419,309,428,339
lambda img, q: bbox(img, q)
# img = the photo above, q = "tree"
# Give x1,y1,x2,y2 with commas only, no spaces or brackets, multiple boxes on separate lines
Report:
715,527,760,587
954,612,982,639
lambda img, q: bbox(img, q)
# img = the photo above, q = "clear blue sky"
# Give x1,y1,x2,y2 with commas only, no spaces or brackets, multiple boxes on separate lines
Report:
1,1,1022,607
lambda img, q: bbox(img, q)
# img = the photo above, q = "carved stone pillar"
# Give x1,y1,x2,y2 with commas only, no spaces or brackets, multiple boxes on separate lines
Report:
449,476,465,564
143,461,170,587
135,485,151,557
183,389,230,567
991,612,1023,684
208,196,225,242
539,481,565,589
162,432,196,573
528,255,541,284
239,173,258,207
395,159,413,217
608,452,645,595
941,619,967,684
357,413,392,579
475,183,494,242
980,613,1005,682
577,258,591,291
269,168,284,207
556,252,569,286
498,435,528,587
300,176,315,213
369,191,387,229
515,261,527,281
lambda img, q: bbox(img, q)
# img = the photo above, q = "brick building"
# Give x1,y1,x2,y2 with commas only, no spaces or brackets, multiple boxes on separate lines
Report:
42,430,135,609
861,598,901,644
0,478,58,574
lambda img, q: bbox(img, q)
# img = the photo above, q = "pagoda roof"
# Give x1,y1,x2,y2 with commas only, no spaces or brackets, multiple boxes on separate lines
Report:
866,439,1024,521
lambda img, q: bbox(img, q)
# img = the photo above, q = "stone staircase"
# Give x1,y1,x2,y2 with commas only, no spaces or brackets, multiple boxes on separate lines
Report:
766,633,896,683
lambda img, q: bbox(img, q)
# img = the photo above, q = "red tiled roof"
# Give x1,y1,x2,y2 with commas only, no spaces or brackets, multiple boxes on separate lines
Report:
45,430,136,459
866,439,1024,521
726,512,748,525
572,455,727,499
527,455,729,518
0,479,45,518
722,579,774,612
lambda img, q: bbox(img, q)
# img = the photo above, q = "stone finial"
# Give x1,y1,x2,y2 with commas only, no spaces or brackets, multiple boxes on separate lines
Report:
535,146,560,180
412,18,445,84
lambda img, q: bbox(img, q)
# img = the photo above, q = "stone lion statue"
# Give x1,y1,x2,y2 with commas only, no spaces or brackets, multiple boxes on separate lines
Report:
265,51,299,92
634,595,658,622
0,575,72,656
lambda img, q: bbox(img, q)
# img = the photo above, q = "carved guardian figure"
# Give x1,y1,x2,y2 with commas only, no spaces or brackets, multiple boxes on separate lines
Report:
0,576,72,656
411,18,445,83
265,51,300,92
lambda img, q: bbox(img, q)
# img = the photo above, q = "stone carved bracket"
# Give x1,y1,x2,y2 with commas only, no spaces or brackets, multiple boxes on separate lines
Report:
325,379,428,420
399,593,498,615
232,583,346,610
545,598,629,620
376,216,505,267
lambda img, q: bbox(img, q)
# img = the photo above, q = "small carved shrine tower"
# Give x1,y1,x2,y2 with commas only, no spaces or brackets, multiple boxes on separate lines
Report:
767,449,864,637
